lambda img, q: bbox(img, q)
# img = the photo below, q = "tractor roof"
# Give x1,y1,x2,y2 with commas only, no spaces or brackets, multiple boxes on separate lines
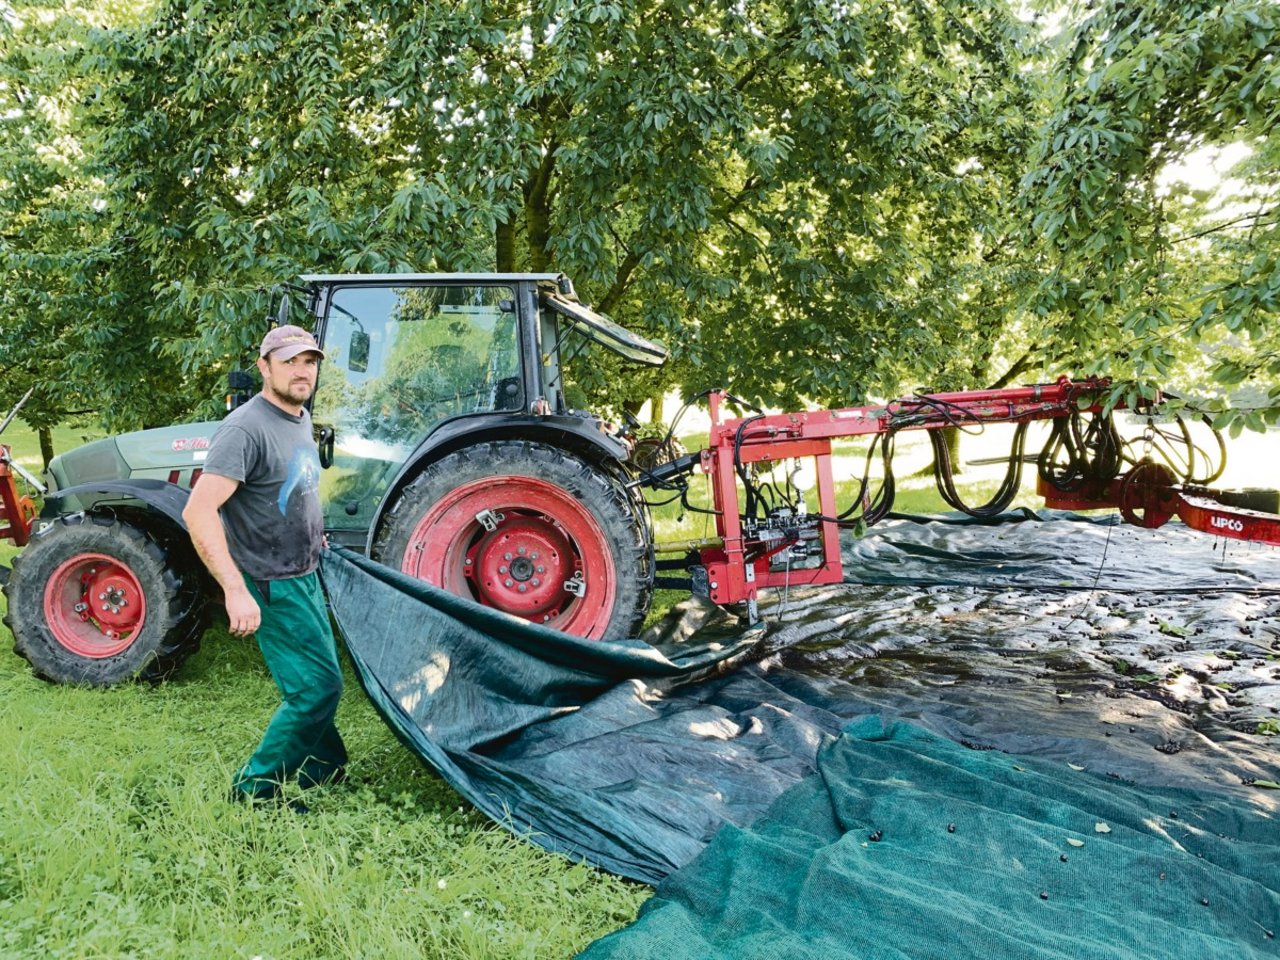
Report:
299,273,566,285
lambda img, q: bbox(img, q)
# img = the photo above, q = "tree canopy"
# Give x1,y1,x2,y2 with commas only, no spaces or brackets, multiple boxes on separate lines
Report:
1020,0,1280,432
1,0,1277,443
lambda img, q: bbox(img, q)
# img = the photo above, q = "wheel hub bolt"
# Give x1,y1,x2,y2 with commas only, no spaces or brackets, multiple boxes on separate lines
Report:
518,584,527,593
504,579,514,587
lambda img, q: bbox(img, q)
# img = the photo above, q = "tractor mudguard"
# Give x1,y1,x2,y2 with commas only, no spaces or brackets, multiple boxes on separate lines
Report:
43,478,192,530
366,411,630,555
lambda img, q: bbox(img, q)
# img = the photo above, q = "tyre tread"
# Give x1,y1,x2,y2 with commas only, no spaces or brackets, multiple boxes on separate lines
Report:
3,514,204,685
374,441,652,640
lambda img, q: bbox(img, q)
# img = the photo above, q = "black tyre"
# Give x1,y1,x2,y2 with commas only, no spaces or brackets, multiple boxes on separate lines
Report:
374,440,652,640
3,514,203,685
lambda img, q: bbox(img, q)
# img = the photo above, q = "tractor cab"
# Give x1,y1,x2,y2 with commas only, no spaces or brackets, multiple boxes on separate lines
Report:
299,273,667,550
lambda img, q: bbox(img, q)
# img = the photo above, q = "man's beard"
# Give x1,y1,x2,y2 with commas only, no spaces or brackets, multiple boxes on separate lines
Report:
268,380,312,406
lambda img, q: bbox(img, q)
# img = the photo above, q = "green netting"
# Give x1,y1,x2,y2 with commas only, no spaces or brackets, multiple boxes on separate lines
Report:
580,717,1280,960
320,546,787,882
319,514,1280,956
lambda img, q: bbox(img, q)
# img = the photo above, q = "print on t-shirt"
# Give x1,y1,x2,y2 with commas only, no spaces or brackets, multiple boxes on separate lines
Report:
278,446,321,516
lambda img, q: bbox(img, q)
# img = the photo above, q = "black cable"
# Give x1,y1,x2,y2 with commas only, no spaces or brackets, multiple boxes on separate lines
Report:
654,389,712,466
1186,415,1228,484
930,421,1030,518
1146,415,1226,484
1037,410,1120,491
733,413,767,521
833,430,898,526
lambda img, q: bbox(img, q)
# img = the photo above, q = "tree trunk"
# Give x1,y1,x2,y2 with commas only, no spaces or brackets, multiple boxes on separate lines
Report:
647,392,665,425
495,218,516,272
526,196,551,272
524,141,557,272
941,427,961,476
38,426,54,470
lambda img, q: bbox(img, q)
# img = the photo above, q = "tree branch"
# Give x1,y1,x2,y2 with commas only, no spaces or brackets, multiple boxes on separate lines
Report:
1172,210,1276,245
596,247,642,316
987,350,1039,390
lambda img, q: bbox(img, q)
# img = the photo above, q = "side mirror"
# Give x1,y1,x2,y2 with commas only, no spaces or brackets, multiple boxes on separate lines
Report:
349,330,370,373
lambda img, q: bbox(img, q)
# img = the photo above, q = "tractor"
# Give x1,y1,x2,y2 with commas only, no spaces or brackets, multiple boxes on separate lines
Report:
1,273,666,685
2,271,1279,687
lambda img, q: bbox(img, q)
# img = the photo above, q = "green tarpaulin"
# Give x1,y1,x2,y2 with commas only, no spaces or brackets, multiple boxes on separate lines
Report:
319,514,1280,956
580,717,1279,959
321,546,818,883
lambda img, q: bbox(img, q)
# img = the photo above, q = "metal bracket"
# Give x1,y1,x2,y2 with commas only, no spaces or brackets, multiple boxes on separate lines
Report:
563,572,586,597
475,509,504,532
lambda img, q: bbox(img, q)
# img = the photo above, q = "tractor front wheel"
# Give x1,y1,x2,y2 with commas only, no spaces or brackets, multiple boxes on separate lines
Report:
3,514,202,685
374,441,651,640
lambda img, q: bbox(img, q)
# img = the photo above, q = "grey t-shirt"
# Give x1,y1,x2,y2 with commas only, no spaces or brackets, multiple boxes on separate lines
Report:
202,393,324,581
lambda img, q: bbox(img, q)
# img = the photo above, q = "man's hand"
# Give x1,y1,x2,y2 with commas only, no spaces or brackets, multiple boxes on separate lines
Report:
224,584,261,637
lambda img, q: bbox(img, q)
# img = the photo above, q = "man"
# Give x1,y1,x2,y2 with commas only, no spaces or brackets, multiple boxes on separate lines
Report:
183,324,346,807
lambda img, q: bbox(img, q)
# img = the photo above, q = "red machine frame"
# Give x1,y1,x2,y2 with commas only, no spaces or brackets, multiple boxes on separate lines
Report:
694,378,1280,608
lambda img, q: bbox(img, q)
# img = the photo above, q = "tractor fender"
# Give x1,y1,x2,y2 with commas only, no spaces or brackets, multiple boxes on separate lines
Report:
43,479,192,532
365,412,630,555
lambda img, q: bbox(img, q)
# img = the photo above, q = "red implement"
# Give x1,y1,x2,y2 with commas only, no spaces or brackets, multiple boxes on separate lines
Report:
690,379,1280,611
0,446,36,547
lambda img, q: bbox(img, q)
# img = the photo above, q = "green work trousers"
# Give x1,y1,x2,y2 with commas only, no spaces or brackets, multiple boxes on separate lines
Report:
232,571,348,799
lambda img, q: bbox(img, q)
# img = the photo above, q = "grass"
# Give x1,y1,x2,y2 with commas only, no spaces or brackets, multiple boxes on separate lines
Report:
2,422,646,959
0,629,646,959
0,416,1089,958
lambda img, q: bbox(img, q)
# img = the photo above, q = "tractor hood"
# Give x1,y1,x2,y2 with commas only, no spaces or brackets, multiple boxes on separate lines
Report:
47,422,221,493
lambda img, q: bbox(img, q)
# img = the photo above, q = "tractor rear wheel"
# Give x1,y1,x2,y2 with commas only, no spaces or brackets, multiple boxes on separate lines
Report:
3,514,203,685
374,441,651,640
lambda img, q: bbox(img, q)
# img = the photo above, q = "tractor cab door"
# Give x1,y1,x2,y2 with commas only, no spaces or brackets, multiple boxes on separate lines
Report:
535,287,669,414
540,292,668,366
309,281,524,546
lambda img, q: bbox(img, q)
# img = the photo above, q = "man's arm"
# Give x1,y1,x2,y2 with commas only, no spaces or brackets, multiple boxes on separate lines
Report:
182,473,260,637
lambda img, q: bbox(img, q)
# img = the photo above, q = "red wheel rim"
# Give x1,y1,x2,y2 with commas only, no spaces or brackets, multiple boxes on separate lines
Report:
401,477,617,638
43,552,147,658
